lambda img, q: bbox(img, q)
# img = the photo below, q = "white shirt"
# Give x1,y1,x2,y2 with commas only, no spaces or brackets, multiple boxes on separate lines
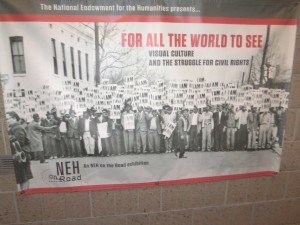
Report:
59,122,67,133
191,113,198,126
150,117,157,130
85,118,90,131
238,111,248,125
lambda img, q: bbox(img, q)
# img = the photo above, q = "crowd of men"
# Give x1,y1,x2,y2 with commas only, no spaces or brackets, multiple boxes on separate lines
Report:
8,102,286,162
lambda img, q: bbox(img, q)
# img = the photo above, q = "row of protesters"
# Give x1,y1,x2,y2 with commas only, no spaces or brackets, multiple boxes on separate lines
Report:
19,103,286,162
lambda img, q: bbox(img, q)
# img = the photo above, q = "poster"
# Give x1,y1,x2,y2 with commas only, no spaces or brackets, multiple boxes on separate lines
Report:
97,122,108,138
163,122,177,138
123,114,135,130
0,0,297,194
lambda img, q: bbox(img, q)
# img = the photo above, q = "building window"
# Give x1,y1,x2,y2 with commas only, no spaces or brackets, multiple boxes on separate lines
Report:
10,36,26,74
61,43,67,77
51,38,58,74
85,53,89,81
70,47,75,79
78,50,82,80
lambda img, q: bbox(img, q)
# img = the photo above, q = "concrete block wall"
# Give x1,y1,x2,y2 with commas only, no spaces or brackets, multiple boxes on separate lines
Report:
1,6,300,225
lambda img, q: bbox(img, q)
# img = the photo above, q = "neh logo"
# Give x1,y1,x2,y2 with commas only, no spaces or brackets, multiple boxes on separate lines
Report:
44,161,82,183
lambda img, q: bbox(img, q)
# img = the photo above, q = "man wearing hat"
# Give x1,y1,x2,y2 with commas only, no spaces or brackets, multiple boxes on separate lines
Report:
59,113,71,157
79,110,96,156
213,105,226,151
268,107,279,148
247,106,258,150
162,105,175,153
147,109,162,153
27,113,56,163
236,105,248,150
225,104,237,151
258,108,271,149
188,105,200,152
67,110,82,157
51,107,67,158
96,109,112,156
200,106,214,152
121,104,135,154
175,108,189,158
276,106,285,147
135,106,148,154
41,111,58,159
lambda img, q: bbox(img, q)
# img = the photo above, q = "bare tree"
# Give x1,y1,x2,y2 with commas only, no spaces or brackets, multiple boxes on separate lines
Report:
94,23,150,86
249,26,284,87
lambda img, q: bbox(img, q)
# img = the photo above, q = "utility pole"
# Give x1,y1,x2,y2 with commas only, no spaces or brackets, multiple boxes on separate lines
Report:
248,56,253,84
241,72,245,85
94,22,100,86
259,25,270,86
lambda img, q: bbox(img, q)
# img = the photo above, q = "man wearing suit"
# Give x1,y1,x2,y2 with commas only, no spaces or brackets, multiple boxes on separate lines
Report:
201,107,214,152
147,109,162,153
78,110,97,156
176,108,189,158
41,111,58,159
247,106,258,150
121,104,135,154
66,110,82,157
258,109,271,149
236,106,248,150
95,109,113,156
188,106,200,151
225,105,237,151
135,106,148,154
213,105,226,151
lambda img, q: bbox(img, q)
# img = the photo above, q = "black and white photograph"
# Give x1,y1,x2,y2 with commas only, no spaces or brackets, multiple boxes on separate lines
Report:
0,19,297,193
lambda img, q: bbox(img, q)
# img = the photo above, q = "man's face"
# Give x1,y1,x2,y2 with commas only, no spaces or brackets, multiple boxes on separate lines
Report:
70,112,77,118
193,108,197,113
33,115,40,122
103,112,108,117
138,107,142,112
6,114,16,127
184,110,189,117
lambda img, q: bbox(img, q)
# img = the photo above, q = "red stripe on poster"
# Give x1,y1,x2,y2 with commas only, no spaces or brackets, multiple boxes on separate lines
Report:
21,171,277,195
0,14,297,25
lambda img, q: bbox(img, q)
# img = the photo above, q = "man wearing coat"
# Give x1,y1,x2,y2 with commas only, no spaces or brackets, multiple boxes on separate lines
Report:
66,110,82,157
188,106,200,152
95,109,112,156
176,108,189,158
27,113,56,163
135,106,148,154
258,109,271,149
6,111,33,192
201,107,214,152
225,105,237,151
41,111,58,159
212,105,226,151
147,109,162,153
247,106,258,150
121,104,135,154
